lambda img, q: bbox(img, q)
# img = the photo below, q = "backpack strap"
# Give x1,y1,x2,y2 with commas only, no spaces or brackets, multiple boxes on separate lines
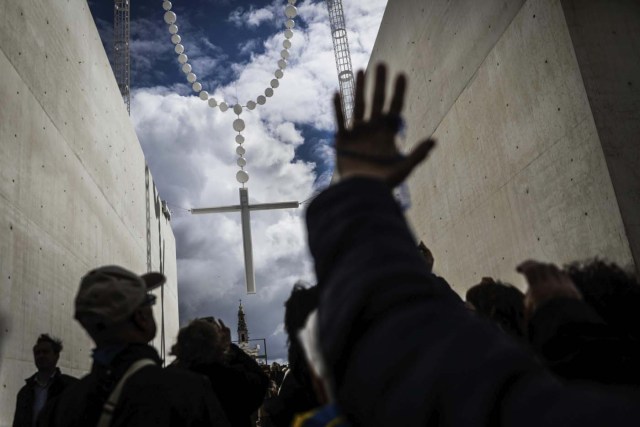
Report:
97,358,156,427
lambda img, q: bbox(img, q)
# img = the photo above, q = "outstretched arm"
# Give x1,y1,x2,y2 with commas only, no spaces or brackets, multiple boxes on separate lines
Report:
307,64,640,427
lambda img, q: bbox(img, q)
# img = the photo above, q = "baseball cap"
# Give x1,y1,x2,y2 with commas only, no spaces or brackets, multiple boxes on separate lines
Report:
74,265,166,329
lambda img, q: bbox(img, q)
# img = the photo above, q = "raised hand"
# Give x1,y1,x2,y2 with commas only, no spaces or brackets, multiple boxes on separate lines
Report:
517,260,582,318
334,63,436,186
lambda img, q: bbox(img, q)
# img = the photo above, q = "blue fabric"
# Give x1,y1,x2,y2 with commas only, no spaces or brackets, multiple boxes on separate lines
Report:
295,404,349,427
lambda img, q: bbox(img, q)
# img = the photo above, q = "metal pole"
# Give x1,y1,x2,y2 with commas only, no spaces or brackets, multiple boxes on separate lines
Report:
263,338,268,365
240,188,256,294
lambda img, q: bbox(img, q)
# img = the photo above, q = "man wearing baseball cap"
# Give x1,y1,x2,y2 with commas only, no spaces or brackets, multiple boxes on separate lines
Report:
38,265,230,427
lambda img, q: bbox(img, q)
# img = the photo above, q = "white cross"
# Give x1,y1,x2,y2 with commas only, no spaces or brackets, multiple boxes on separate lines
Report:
191,188,299,294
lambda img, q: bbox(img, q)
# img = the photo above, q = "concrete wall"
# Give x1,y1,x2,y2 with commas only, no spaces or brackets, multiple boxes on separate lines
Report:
369,0,638,294
0,0,179,423
560,0,640,276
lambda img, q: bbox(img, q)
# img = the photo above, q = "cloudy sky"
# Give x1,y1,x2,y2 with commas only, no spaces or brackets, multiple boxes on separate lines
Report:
87,0,387,362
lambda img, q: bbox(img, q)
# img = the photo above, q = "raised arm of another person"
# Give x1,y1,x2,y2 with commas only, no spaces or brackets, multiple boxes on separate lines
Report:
519,261,640,386
306,63,640,427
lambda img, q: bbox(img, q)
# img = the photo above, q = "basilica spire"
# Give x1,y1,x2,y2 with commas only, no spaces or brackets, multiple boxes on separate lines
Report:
237,299,249,343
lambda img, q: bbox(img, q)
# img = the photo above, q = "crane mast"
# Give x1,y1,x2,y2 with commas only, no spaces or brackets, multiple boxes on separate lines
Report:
325,0,355,127
114,0,131,114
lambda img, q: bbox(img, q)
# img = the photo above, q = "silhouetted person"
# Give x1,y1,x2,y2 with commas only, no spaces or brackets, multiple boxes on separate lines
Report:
170,318,268,427
305,63,640,426
466,278,525,339
270,362,285,389
38,265,229,427
566,259,640,341
13,334,77,427
521,260,640,387
263,283,320,427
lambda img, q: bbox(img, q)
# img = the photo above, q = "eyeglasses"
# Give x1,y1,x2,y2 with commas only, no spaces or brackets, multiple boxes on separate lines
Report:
141,293,157,306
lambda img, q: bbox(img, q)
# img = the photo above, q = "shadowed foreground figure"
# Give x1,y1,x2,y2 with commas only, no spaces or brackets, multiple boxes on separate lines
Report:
13,335,77,427
521,260,640,387
305,63,640,426
263,284,321,427
566,259,640,341
170,318,268,427
38,266,229,427
466,278,525,340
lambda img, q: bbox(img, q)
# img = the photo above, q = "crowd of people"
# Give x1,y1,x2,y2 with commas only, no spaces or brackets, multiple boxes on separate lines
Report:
11,64,640,426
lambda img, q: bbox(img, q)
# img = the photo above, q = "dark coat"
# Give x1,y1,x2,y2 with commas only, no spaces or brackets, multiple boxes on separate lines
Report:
263,370,319,427
306,178,640,427
13,368,77,427
38,343,230,427
528,298,640,386
186,344,269,427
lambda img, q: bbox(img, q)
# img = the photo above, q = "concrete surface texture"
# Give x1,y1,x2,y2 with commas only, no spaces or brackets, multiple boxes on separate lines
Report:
560,0,640,279
0,0,179,423
368,0,639,294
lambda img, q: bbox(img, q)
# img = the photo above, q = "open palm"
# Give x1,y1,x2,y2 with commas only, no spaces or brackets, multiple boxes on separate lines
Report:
334,64,436,186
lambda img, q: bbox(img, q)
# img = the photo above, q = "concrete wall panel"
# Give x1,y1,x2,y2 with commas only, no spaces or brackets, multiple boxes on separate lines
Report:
561,0,640,275
369,0,636,294
0,1,179,423
370,0,526,137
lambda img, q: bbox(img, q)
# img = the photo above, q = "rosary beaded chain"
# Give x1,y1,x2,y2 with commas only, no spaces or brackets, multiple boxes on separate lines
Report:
162,0,298,184
162,0,297,109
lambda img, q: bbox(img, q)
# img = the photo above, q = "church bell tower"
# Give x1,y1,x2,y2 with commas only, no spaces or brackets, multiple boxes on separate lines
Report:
237,300,249,343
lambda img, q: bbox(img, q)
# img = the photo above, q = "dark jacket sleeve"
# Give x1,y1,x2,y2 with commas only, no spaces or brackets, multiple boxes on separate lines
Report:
13,384,32,427
306,178,640,427
529,298,640,386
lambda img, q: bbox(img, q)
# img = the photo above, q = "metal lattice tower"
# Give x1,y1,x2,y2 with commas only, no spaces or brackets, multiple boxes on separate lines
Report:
326,0,355,126
114,0,131,114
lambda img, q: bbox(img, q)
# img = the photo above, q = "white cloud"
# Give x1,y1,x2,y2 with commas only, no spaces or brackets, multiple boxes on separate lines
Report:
189,56,223,80
228,2,279,28
247,8,276,27
133,0,388,361
239,38,262,56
